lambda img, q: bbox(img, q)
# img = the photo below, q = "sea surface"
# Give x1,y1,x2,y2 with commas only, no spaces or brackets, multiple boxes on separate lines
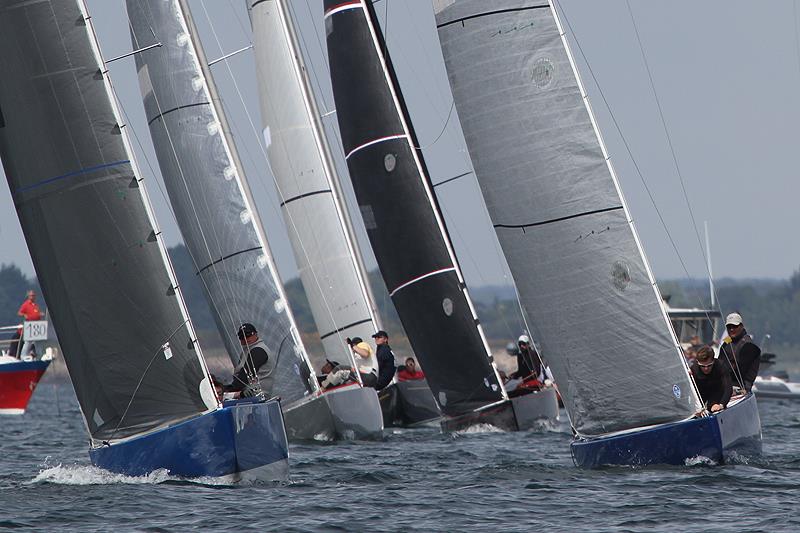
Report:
1,384,798,532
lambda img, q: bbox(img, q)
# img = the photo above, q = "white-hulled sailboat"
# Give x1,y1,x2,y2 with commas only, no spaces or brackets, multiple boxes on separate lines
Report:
433,0,761,466
0,0,288,480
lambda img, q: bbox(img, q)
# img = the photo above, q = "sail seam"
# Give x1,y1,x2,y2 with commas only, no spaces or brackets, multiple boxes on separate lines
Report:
319,318,374,340
15,159,130,193
389,267,456,297
436,5,549,29
147,102,209,126
344,134,406,160
433,171,472,188
196,246,262,275
494,206,623,230
279,188,332,207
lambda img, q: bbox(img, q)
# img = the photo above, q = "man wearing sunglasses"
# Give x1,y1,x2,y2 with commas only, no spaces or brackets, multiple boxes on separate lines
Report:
690,345,732,413
719,312,762,393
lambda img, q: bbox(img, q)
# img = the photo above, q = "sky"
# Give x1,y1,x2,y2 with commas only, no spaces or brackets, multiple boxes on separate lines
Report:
0,0,798,290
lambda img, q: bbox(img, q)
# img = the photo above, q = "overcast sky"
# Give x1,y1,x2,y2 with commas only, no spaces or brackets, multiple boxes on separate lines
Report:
1,0,798,290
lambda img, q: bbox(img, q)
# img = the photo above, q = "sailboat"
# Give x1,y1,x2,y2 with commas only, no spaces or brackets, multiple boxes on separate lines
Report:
0,0,289,480
433,0,761,466
323,0,559,432
125,0,380,441
245,0,384,438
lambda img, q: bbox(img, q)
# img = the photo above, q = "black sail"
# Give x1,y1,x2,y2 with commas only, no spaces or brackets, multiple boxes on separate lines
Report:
0,0,214,442
324,0,504,416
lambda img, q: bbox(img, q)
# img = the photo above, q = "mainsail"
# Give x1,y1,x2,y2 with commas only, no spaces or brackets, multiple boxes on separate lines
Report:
324,0,505,416
0,0,216,442
126,0,317,404
247,0,381,365
434,0,701,435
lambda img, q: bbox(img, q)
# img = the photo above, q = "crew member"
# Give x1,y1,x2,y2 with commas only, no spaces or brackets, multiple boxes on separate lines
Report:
225,323,275,397
509,335,542,381
372,330,396,390
691,345,732,413
349,336,378,387
318,359,356,390
397,357,425,381
719,312,761,393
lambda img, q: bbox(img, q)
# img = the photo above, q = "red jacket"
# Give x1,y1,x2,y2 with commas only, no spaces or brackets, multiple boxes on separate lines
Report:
397,368,425,382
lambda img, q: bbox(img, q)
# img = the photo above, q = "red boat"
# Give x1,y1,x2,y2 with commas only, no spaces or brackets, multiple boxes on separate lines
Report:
0,357,51,414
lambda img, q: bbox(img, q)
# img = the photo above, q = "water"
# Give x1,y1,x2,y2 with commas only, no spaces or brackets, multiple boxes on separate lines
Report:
1,384,799,532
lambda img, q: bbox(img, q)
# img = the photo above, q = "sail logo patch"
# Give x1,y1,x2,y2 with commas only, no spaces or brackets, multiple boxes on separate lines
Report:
672,384,681,399
611,261,631,291
531,57,555,89
442,298,453,316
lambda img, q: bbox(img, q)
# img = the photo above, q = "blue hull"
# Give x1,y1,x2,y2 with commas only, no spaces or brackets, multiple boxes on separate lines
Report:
571,393,762,468
89,397,289,482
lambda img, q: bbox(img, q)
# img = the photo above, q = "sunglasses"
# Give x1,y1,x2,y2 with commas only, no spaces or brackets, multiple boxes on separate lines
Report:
698,362,714,368
726,324,741,329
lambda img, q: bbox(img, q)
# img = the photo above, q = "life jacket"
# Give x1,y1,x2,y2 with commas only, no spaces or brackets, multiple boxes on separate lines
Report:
234,339,276,394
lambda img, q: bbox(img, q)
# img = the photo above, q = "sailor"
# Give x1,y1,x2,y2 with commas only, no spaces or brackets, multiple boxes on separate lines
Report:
348,336,378,388
372,330,396,390
509,335,542,382
224,323,275,398
10,290,42,358
397,357,425,381
718,312,761,393
318,359,356,390
691,345,731,413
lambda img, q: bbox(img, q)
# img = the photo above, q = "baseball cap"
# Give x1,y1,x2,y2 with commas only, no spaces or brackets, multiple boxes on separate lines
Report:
237,323,257,340
725,313,743,326
518,334,531,345
372,330,388,339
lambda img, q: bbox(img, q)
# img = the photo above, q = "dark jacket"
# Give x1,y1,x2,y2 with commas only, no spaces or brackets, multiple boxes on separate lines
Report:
719,330,761,392
226,345,269,393
375,344,396,390
691,359,732,409
511,346,541,380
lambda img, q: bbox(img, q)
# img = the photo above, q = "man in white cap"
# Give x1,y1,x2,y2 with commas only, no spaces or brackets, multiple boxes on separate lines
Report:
719,312,761,393
509,334,543,383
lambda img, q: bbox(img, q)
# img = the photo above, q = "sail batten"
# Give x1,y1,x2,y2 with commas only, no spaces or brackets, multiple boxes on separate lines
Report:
0,0,215,442
435,0,701,435
325,0,506,416
126,0,317,404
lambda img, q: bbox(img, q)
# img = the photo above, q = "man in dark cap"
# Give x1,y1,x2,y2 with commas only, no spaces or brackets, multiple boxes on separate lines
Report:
719,312,761,393
372,330,396,390
225,323,274,397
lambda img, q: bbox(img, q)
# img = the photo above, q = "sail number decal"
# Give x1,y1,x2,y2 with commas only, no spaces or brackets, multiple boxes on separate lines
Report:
23,321,48,341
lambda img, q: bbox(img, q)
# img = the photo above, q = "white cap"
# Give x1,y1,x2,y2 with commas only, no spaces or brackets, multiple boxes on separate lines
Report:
725,313,743,326
518,334,531,344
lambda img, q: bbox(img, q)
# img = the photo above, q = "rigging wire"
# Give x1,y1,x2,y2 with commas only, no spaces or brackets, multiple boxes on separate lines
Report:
554,2,724,343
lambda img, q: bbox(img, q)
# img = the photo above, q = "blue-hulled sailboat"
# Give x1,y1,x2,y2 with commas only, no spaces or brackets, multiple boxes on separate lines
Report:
0,0,288,481
433,0,761,466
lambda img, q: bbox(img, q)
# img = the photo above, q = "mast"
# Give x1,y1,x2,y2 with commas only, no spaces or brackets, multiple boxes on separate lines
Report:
324,0,507,416
126,0,319,401
0,0,216,444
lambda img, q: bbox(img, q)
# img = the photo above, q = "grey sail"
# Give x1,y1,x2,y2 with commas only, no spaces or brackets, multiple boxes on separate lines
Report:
126,0,317,405
0,0,216,442
247,0,381,365
434,0,701,435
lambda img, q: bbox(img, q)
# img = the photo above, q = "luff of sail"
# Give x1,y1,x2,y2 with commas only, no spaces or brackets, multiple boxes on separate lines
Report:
247,0,381,366
434,0,701,435
0,0,216,442
324,0,505,416
126,0,317,405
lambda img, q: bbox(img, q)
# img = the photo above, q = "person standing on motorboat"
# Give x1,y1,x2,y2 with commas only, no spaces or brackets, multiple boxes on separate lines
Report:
224,323,275,398
691,345,731,413
719,313,761,393
349,336,378,388
9,290,42,358
372,330,396,390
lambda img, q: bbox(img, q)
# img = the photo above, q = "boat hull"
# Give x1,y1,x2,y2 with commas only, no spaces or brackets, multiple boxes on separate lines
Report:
440,387,560,432
0,359,50,414
283,383,383,441
753,377,800,400
89,397,289,482
570,393,762,468
379,379,441,427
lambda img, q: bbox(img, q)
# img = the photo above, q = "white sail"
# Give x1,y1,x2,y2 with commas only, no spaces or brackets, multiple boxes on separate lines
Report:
126,0,319,404
247,0,382,365
434,0,702,435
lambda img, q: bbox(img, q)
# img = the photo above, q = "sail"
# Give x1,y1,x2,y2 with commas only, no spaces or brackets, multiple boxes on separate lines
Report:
126,0,316,405
247,0,381,366
324,0,505,416
0,0,216,442
434,0,701,435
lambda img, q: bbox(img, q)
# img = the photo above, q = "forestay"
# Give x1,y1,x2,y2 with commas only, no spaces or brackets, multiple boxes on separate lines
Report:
324,0,505,417
434,0,701,435
0,0,215,442
126,0,316,404
247,0,381,366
